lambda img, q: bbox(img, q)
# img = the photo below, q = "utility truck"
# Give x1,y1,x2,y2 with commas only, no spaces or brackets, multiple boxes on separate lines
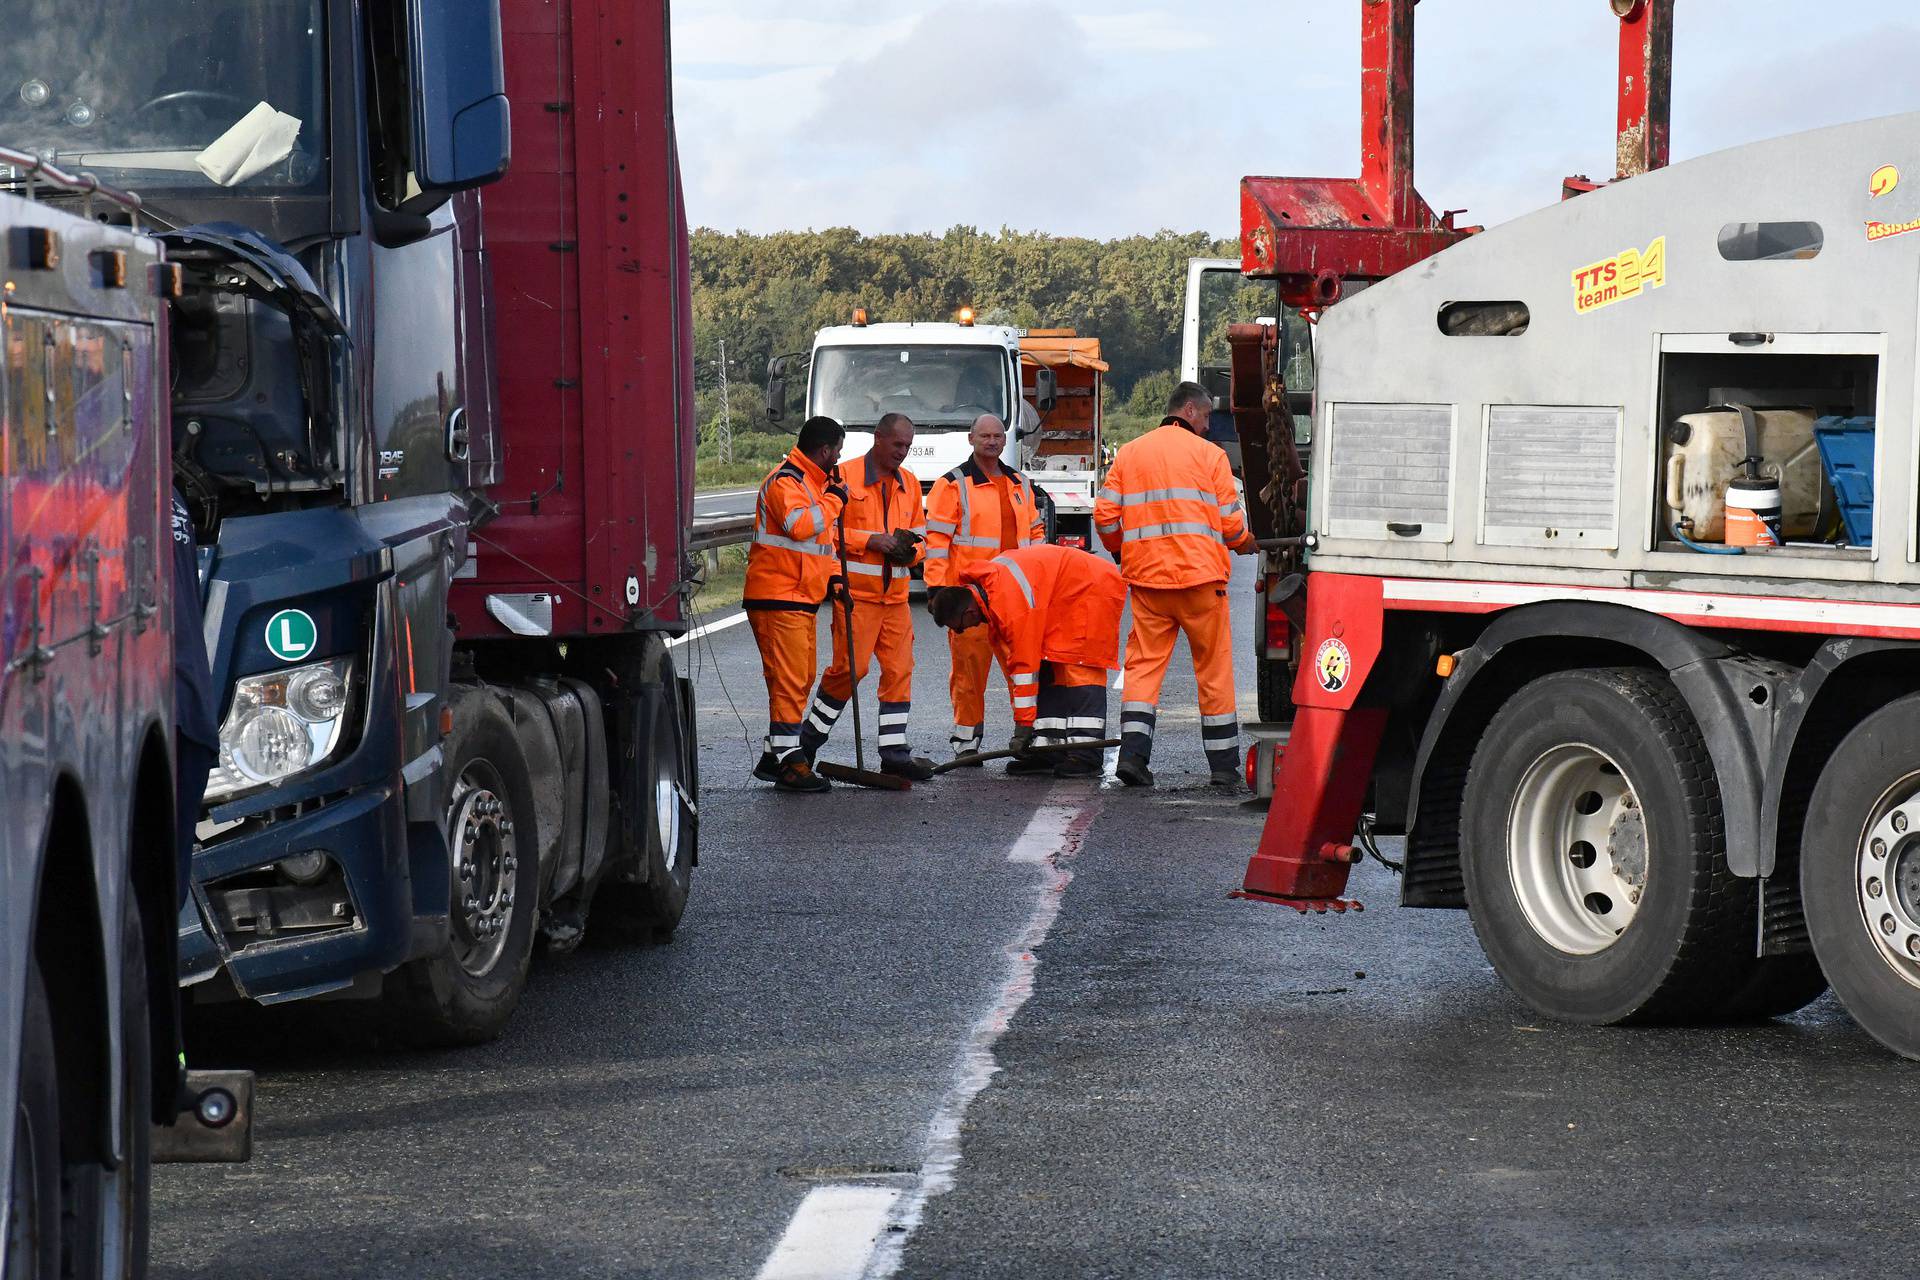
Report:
0,0,700,1046
1230,0,1920,1060
767,314,1104,542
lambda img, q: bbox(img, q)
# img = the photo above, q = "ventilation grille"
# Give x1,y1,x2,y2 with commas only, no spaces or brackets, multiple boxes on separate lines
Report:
1481,405,1620,548
1326,403,1452,536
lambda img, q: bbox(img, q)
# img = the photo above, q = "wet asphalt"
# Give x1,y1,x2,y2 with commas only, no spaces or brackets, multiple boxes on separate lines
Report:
153,561,1915,1279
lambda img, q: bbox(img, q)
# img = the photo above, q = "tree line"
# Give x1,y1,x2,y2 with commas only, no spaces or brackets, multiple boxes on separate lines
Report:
690,225,1245,435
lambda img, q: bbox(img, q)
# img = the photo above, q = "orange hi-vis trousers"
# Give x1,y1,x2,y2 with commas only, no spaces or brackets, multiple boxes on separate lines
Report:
749,605,819,762
1120,582,1239,773
945,623,1012,754
801,597,917,763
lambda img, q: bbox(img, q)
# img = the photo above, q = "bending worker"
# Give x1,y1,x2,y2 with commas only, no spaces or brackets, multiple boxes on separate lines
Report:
923,412,1046,762
927,544,1125,778
798,412,937,781
746,415,847,793
1094,380,1256,789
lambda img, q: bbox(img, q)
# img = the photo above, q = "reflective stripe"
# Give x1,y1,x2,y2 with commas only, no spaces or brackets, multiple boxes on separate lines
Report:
1065,716,1104,730
954,534,999,548
997,555,1036,607
1122,701,1156,714
1012,695,1037,709
844,561,885,576
1201,712,1239,727
925,548,950,560
1118,486,1215,507
928,520,958,535
1033,717,1067,731
878,732,910,746
1121,522,1223,544
1010,672,1038,686
768,734,800,748
806,712,835,735
909,525,927,537
1219,500,1244,518
877,713,911,727
1095,521,1121,536
754,532,835,556
1097,486,1120,503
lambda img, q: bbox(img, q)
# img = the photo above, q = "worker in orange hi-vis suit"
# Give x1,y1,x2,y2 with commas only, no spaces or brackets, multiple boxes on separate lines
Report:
1094,380,1257,790
928,544,1125,778
923,413,1047,763
746,415,847,793
797,413,938,782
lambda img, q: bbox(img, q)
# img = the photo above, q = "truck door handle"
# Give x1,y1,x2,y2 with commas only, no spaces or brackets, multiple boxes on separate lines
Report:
1387,521,1423,537
445,406,470,463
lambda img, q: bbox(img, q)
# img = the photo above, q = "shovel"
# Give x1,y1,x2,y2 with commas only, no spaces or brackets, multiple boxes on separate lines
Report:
932,737,1124,775
816,514,912,792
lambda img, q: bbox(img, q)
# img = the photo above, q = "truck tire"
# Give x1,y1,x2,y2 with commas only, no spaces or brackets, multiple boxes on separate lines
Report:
7,959,60,1280
1460,667,1753,1024
61,896,150,1280
387,692,541,1046
1255,656,1292,725
1800,693,1920,1057
1716,954,1828,1022
592,643,697,942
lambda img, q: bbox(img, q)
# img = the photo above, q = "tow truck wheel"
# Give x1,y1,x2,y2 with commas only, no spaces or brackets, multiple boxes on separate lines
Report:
61,895,151,1279
1801,693,1920,1058
387,692,540,1047
1460,667,1752,1024
6,959,59,1280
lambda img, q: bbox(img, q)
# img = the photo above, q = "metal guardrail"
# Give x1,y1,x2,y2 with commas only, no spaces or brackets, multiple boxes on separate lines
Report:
687,514,753,553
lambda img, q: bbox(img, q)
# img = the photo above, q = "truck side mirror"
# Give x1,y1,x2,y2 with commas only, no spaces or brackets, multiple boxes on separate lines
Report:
765,377,787,422
407,0,511,191
1035,367,1057,412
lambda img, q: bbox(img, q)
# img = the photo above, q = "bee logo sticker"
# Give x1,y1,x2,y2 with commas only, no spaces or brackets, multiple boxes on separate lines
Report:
1314,638,1352,693
1870,164,1900,198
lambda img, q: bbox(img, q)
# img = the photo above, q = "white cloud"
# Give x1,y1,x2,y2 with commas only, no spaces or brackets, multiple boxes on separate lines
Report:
672,0,1920,238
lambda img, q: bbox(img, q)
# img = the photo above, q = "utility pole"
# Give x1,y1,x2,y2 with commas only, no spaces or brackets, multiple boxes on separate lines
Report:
715,338,734,465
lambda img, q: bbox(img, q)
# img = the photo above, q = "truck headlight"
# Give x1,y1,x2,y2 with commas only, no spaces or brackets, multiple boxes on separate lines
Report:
205,658,354,801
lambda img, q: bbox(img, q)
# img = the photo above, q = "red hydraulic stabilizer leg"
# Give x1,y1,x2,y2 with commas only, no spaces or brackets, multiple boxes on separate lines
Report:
1232,574,1387,914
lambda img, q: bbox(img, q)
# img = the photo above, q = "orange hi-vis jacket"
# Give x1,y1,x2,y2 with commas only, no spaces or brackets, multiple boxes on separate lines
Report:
1093,421,1254,588
839,454,926,604
923,458,1046,588
745,447,845,608
957,545,1126,725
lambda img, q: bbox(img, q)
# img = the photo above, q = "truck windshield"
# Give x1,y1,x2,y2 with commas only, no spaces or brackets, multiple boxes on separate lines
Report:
0,0,326,192
810,345,1009,429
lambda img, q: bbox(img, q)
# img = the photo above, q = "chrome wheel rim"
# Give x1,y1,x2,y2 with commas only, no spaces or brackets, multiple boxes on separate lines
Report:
654,749,682,874
1855,771,1920,988
1507,743,1647,955
449,759,517,977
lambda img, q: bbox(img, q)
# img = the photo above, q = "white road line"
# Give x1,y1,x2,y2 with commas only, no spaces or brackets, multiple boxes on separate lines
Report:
754,1185,903,1280
751,785,1101,1280
665,610,749,649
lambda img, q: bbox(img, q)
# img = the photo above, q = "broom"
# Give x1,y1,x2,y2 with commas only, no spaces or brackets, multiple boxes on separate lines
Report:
816,513,912,791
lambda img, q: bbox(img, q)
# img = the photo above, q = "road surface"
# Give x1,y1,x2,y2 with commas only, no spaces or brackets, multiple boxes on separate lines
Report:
153,560,1912,1279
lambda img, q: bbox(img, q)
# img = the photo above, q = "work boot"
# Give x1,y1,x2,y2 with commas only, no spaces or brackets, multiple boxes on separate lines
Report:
1052,754,1100,779
1210,768,1247,792
773,758,832,793
753,752,781,783
1005,753,1054,777
1115,752,1155,788
883,756,938,782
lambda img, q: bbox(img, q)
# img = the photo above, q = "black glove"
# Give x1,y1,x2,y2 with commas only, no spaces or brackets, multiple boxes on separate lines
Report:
883,539,919,567
1010,725,1036,756
826,575,851,605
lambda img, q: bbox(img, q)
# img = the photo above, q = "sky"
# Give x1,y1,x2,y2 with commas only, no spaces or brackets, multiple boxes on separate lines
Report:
670,1,1920,240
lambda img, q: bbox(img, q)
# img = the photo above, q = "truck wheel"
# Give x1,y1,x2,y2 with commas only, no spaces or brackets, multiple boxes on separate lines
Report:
593,644,697,942
1460,667,1752,1024
388,693,540,1046
1800,693,1920,1057
7,959,60,1280
61,896,150,1279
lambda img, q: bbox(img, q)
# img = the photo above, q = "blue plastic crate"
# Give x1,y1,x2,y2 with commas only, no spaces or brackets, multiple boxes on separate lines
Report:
1813,415,1875,547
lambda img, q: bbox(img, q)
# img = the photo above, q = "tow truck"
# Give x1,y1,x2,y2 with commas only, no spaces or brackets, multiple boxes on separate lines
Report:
1227,0,1920,1059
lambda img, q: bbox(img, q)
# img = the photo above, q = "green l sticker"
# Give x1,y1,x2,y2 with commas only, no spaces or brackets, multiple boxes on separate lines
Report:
264,608,317,662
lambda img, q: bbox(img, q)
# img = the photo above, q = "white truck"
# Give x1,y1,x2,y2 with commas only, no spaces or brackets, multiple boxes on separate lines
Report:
767,314,1103,544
